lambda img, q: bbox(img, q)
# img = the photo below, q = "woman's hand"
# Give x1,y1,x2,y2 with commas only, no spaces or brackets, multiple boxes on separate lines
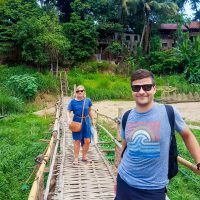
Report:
91,119,95,126
67,118,72,125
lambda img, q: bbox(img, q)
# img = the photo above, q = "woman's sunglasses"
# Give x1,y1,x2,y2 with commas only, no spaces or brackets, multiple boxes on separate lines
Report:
131,84,154,92
76,90,84,93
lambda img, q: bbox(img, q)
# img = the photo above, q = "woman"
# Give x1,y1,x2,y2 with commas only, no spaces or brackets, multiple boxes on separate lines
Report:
67,85,94,165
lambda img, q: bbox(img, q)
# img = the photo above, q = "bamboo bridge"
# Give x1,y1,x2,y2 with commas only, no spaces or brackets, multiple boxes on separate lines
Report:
28,71,200,200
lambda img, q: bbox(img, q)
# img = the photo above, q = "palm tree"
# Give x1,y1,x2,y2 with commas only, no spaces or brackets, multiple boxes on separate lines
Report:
122,0,179,52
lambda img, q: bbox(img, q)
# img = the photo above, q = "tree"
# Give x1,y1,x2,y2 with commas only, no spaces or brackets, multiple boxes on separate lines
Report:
15,13,70,73
44,0,75,22
0,0,43,60
63,13,98,63
122,0,179,52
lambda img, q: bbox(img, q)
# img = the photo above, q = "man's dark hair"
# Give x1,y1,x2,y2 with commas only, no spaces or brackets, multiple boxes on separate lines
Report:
131,69,155,85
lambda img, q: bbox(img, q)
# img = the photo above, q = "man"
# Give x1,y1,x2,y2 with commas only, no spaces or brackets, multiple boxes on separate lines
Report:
115,69,200,200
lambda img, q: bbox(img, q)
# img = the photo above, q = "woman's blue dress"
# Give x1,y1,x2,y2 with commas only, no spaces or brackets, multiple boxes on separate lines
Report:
68,98,92,143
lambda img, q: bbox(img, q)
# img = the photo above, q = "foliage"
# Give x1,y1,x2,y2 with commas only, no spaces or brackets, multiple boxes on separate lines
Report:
150,35,160,51
0,89,24,115
0,114,52,199
147,49,184,74
14,13,70,67
67,68,200,101
78,61,112,73
0,0,42,56
35,73,59,94
63,13,98,63
167,129,200,200
0,65,59,114
176,34,200,84
68,68,132,101
105,41,127,59
7,75,38,100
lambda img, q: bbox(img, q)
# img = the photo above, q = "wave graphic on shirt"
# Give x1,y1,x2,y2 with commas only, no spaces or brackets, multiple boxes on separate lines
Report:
127,129,160,158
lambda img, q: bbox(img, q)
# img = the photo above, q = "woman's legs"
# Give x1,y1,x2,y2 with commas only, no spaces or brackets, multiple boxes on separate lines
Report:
73,140,81,163
82,138,90,160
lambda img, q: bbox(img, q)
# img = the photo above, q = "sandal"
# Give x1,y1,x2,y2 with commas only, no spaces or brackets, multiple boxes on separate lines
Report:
72,160,79,165
82,158,92,163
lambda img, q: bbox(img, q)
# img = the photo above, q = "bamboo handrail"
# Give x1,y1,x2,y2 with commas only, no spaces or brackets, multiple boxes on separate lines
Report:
96,123,122,149
94,109,117,122
178,156,200,175
28,103,60,200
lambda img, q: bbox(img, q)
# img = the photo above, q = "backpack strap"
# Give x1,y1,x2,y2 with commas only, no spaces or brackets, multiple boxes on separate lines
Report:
121,109,131,158
165,104,178,179
122,109,131,131
165,105,175,134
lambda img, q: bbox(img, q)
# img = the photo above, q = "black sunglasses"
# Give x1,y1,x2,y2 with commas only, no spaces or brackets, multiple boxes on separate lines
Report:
76,90,84,93
131,84,154,92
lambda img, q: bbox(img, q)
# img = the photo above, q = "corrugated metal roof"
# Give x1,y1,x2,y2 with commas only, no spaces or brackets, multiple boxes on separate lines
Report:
187,22,200,29
160,24,187,30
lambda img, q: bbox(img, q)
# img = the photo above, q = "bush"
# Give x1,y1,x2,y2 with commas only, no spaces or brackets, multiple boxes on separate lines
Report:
79,61,112,73
148,50,183,74
35,73,59,94
7,75,38,100
0,92,24,115
184,65,200,84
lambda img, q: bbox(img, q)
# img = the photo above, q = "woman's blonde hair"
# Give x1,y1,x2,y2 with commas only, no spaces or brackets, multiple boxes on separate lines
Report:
74,85,86,98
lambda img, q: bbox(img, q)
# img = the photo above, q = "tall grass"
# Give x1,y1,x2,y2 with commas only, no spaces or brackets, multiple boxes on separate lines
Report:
67,69,200,101
167,130,200,200
68,68,132,101
0,114,52,200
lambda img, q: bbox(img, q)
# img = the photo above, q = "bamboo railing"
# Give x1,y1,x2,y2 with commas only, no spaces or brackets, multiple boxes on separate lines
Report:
28,102,61,200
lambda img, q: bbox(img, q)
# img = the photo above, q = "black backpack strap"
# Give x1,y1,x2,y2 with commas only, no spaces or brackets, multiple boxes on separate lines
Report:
122,109,131,131
165,104,178,179
121,110,131,158
165,105,175,134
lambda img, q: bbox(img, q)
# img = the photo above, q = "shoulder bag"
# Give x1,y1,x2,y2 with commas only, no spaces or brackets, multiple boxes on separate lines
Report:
69,98,86,132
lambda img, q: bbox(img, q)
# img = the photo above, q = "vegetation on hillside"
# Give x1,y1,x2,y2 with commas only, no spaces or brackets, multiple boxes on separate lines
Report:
0,65,59,115
0,0,199,85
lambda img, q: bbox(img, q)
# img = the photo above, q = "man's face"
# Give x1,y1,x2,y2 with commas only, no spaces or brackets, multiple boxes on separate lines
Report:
131,77,156,107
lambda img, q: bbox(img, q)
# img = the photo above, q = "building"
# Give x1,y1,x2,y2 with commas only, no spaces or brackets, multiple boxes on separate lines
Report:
159,22,200,50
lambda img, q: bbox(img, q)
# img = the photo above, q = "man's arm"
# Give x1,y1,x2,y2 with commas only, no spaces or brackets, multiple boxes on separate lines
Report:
180,126,200,165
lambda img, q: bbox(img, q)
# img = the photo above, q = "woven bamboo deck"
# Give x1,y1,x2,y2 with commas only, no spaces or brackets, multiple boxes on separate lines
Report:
52,97,115,200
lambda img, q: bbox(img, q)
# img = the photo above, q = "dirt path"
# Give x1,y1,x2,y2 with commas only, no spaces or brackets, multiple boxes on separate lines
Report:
93,101,200,122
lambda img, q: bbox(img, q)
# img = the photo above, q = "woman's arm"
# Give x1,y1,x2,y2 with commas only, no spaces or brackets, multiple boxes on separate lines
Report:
89,107,94,126
66,110,72,124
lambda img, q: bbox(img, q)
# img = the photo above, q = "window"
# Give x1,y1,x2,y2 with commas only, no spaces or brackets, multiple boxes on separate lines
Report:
134,35,138,41
162,43,168,47
126,35,130,40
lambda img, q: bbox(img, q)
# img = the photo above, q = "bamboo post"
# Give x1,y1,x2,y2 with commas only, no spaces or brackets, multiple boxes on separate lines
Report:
73,84,76,96
116,108,124,141
178,156,200,176
28,134,56,200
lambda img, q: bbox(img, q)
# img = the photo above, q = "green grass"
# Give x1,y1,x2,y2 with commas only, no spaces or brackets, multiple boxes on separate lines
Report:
0,114,52,200
98,121,200,200
168,129,200,200
67,68,200,101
